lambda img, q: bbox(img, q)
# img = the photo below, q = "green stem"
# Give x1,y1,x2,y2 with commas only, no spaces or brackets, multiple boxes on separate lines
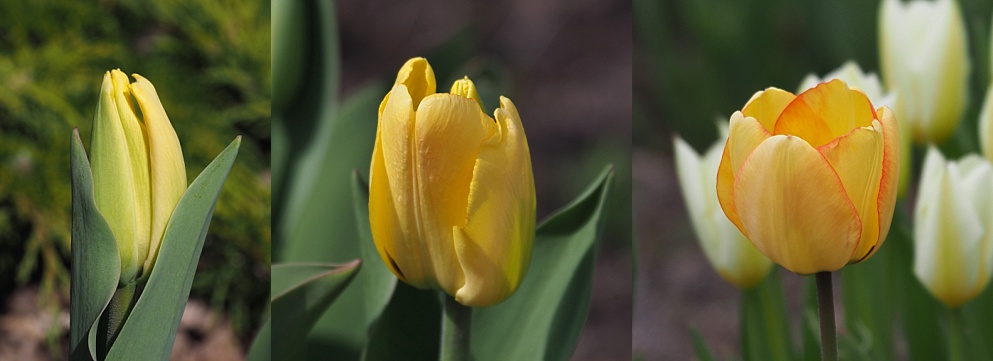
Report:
98,282,138,357
815,272,837,361
948,307,966,361
440,293,472,361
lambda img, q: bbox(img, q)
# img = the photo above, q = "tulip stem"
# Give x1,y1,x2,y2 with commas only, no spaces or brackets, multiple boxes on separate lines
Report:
815,272,837,361
947,307,966,361
97,281,139,357
440,293,472,361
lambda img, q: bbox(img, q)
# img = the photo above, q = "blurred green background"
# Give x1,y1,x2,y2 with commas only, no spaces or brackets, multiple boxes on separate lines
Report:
634,0,993,360
0,0,270,359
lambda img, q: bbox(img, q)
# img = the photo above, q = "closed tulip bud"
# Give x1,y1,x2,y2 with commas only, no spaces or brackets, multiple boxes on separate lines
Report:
880,0,969,144
799,61,910,196
716,79,900,275
90,69,187,285
674,127,772,289
369,57,536,307
914,148,993,308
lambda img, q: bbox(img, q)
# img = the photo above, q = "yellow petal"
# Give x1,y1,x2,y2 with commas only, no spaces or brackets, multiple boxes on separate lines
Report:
733,135,862,274
412,93,496,294
454,97,535,306
450,76,485,111
741,87,795,132
774,79,875,148
873,107,900,258
717,112,771,235
818,120,884,263
90,71,143,284
130,73,188,278
395,57,436,110
376,82,432,287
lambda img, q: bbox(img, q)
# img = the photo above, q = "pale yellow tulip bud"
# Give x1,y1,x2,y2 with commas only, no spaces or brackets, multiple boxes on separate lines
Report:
980,84,993,163
914,147,993,308
369,57,536,307
90,69,187,284
674,127,772,289
879,0,969,144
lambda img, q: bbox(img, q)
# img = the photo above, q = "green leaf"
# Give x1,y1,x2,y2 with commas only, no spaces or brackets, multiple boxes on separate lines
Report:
105,137,240,360
69,129,121,361
470,165,615,361
246,310,271,361
887,210,945,361
276,83,387,359
840,238,896,360
361,282,441,361
690,328,718,361
741,270,793,361
270,261,362,360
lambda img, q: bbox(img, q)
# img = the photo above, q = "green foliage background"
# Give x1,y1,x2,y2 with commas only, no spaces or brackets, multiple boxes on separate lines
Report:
0,0,271,347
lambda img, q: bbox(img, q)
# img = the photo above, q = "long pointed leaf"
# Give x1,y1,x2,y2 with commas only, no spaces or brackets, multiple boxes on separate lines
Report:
741,270,793,361
105,137,240,360
69,129,121,361
471,165,615,361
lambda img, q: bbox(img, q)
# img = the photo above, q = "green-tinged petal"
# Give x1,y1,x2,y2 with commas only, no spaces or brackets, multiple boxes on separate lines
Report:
773,79,875,148
110,70,153,277
90,71,142,284
980,84,993,162
131,73,188,278
395,57,436,110
375,82,429,287
958,156,993,299
733,135,861,274
914,148,984,308
413,93,496,296
817,120,884,263
454,97,535,306
741,87,795,132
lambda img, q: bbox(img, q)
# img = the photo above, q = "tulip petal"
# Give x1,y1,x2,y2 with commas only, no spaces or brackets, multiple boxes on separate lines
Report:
717,112,771,235
376,83,432,288
413,93,497,293
734,135,861,274
774,79,876,148
91,71,143,283
742,87,795,132
395,57,436,110
131,74,188,278
914,148,984,307
454,97,535,306
818,121,883,262
873,107,900,258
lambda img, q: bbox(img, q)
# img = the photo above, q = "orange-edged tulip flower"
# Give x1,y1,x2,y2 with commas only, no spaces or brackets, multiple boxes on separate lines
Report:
369,57,536,307
716,79,900,275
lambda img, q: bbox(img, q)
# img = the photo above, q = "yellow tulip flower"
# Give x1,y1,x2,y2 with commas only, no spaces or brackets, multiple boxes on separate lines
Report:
716,79,900,275
914,148,993,308
369,57,536,307
90,69,187,285
879,0,969,144
674,127,772,289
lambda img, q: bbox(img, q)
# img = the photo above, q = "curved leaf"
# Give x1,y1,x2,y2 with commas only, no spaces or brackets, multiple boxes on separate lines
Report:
105,137,240,360
272,260,362,360
69,129,122,361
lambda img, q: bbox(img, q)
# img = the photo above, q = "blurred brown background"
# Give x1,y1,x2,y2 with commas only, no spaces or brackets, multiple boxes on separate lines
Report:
336,0,632,359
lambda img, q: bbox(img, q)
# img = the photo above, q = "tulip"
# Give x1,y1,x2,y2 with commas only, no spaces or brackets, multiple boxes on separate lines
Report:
798,61,911,196
879,0,969,144
914,148,993,308
90,69,187,285
980,84,993,162
675,127,772,289
368,57,536,307
716,79,900,275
